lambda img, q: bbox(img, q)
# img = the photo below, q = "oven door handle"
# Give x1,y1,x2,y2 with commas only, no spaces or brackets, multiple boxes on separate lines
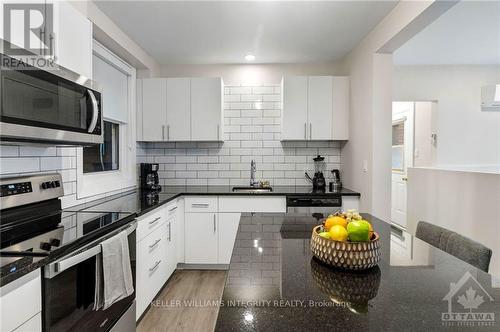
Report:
87,89,99,133
45,221,136,279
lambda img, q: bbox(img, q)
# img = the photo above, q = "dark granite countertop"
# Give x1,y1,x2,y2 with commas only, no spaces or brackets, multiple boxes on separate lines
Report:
68,185,360,217
215,213,500,331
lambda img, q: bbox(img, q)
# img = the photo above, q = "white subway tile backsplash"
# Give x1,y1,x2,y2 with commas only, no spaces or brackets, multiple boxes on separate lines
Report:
19,146,57,157
0,157,39,174
136,84,341,186
0,145,19,157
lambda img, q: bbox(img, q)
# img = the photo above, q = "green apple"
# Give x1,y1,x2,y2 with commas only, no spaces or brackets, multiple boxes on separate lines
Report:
347,220,370,242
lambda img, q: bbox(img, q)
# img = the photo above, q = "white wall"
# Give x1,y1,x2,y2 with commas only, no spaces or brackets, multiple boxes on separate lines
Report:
159,62,344,85
394,65,500,168
337,1,454,219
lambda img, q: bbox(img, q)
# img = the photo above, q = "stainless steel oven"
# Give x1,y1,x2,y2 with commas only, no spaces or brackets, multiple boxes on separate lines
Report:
0,54,103,145
43,221,136,332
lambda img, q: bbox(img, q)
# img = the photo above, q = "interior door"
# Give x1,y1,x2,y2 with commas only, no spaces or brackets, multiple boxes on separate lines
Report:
391,102,414,228
141,78,167,141
185,212,218,264
282,76,308,140
307,76,333,140
166,78,191,141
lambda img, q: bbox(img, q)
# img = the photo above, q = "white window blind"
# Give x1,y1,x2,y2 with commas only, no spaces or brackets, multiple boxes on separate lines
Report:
92,54,128,123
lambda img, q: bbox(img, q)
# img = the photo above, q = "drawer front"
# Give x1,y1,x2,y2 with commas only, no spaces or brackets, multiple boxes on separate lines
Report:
184,196,218,213
218,196,286,213
136,223,168,319
166,200,179,218
0,270,41,332
137,207,167,241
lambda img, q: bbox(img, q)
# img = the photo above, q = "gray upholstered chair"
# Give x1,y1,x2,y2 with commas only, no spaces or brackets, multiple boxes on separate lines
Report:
416,221,492,273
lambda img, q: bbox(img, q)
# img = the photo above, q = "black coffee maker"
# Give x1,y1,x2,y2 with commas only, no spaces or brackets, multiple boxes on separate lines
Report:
140,163,161,190
305,155,326,191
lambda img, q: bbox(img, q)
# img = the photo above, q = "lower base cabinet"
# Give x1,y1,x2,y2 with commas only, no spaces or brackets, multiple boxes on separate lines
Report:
185,212,218,264
136,222,168,320
218,213,241,264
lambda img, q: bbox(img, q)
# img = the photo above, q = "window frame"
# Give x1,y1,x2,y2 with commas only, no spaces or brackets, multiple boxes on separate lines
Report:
76,40,136,199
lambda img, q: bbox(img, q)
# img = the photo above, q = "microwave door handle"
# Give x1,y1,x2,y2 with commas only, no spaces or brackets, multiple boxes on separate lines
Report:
87,90,99,133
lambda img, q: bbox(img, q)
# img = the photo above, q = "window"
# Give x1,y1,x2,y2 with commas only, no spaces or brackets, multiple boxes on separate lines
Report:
392,121,405,171
83,121,120,173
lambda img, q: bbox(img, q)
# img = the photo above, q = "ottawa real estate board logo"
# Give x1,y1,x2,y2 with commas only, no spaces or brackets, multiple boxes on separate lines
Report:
2,2,57,69
442,271,495,327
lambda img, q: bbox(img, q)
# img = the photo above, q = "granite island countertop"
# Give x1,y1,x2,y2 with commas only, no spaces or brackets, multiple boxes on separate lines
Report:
215,213,500,331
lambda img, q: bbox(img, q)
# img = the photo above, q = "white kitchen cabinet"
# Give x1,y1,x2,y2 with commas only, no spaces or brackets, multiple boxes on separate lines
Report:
140,78,167,141
174,198,185,263
281,75,349,141
166,78,191,141
218,213,241,264
190,78,223,141
218,196,286,213
0,1,92,78
281,76,308,140
165,200,180,276
308,76,333,140
0,269,42,332
53,1,92,78
332,76,350,140
13,312,41,332
185,212,218,264
342,196,360,211
136,221,168,320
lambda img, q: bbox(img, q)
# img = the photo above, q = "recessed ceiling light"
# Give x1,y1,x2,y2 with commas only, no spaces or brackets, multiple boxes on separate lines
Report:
245,54,255,61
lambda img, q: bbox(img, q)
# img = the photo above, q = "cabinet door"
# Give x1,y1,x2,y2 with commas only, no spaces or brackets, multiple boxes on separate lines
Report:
308,76,333,140
218,213,241,264
190,78,222,141
166,78,191,141
282,76,308,140
53,1,92,78
141,78,167,141
185,212,218,264
332,76,349,140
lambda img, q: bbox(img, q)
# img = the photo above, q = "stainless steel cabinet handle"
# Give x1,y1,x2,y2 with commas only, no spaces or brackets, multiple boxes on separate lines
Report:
167,125,170,140
168,206,178,212
87,90,99,133
149,216,162,225
310,123,312,140
162,125,165,140
39,28,43,55
304,123,307,140
213,214,216,233
192,203,209,208
49,33,54,57
168,222,172,242
51,32,56,58
149,260,161,272
149,238,161,249
217,124,220,140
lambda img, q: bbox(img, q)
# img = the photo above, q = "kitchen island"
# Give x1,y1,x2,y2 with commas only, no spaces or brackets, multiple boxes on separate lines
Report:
215,213,500,331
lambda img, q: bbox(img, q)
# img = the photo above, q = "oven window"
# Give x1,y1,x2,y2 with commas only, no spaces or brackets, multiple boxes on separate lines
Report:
83,121,119,173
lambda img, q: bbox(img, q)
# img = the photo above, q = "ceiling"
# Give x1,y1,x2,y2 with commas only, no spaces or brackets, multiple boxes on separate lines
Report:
394,1,500,65
93,1,397,65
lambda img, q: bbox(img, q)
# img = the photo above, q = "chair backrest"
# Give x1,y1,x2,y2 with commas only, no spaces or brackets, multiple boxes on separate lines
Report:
416,221,492,273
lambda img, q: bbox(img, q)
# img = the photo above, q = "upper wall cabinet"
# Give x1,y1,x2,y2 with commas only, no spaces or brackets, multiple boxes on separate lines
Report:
281,76,349,141
137,77,223,142
0,1,92,78
191,78,223,141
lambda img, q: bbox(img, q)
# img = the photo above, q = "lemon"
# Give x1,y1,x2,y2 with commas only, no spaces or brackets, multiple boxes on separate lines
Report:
329,225,348,242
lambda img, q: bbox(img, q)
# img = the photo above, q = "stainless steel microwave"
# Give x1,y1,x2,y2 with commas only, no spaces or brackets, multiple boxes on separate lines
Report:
0,54,103,145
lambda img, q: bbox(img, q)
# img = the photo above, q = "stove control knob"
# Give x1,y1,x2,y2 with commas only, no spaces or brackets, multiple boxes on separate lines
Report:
50,238,61,247
40,242,52,251
41,182,48,189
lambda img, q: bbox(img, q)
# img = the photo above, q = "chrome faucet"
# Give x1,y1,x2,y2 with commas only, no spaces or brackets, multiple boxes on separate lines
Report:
250,160,258,187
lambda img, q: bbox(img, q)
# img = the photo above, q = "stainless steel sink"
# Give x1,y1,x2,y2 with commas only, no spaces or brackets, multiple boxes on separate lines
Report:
232,186,273,193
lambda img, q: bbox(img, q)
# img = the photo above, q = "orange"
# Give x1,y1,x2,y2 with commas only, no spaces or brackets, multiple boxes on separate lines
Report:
324,216,348,231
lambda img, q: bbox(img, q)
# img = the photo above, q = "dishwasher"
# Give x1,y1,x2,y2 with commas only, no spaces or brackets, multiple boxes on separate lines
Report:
286,195,342,216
